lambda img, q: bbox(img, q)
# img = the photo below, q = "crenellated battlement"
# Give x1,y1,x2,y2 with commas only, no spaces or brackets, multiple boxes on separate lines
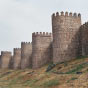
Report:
0,11,87,69
1,51,11,56
83,22,88,26
21,42,32,45
52,11,81,19
32,32,52,37
13,48,21,55
80,22,88,29
14,48,21,50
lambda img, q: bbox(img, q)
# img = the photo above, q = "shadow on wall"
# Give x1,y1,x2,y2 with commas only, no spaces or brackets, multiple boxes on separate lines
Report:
81,22,88,56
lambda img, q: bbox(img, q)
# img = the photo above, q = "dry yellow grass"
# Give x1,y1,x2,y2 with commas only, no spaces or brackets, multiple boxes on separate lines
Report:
0,57,88,88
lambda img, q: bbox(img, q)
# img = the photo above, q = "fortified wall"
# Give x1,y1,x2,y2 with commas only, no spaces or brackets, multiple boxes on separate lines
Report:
52,12,82,63
13,48,21,69
0,51,12,69
21,42,32,69
32,32,52,68
0,11,88,69
81,22,88,56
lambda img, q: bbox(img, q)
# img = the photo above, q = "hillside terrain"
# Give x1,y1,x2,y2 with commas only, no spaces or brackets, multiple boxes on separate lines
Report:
0,56,88,88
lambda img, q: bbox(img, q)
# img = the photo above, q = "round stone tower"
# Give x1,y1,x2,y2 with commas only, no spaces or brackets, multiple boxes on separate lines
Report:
21,42,32,69
13,48,21,69
52,11,81,63
32,32,52,68
0,51,12,69
81,22,88,56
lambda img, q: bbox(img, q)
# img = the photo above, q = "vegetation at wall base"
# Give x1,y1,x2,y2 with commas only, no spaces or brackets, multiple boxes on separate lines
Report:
0,56,88,88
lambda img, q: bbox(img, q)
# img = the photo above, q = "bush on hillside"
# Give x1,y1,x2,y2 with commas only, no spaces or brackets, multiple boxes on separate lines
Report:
46,63,56,72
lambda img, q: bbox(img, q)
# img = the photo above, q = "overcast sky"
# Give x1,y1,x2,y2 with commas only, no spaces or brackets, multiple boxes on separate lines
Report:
0,0,88,53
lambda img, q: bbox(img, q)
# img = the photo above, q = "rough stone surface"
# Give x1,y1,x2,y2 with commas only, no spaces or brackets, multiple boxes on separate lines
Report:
0,51,12,69
13,48,21,69
52,12,82,63
1,11,88,69
21,42,32,69
32,32,53,68
81,22,88,56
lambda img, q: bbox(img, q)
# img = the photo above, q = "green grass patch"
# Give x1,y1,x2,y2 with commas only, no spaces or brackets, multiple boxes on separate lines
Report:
7,75,24,87
65,62,88,74
67,77,78,83
23,79,39,87
52,62,88,74
43,79,59,88
0,71,12,78
76,56,88,59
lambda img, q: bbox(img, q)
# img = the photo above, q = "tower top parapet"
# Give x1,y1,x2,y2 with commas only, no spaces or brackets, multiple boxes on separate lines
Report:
13,48,21,55
21,42,32,45
81,22,88,29
14,48,21,50
1,51,11,56
32,32,52,37
52,11,81,19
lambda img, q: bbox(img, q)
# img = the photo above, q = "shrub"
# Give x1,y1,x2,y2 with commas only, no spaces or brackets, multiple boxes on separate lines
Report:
46,63,56,72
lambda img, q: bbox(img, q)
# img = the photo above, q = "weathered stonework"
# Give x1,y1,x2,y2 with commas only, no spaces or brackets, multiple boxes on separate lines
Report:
1,11,88,69
81,22,88,56
32,32,52,68
0,51,12,69
13,48,21,69
52,12,81,63
21,42,32,69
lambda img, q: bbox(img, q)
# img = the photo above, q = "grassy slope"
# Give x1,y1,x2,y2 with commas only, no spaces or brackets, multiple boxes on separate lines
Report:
0,57,88,88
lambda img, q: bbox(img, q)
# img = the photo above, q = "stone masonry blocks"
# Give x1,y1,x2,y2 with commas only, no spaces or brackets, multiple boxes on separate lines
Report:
21,42,32,69
0,51,12,69
52,11,82,63
32,32,53,68
0,11,88,69
81,22,88,56
13,48,21,69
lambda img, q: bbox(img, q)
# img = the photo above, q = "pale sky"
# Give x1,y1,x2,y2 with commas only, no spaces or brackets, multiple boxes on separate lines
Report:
0,0,88,53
